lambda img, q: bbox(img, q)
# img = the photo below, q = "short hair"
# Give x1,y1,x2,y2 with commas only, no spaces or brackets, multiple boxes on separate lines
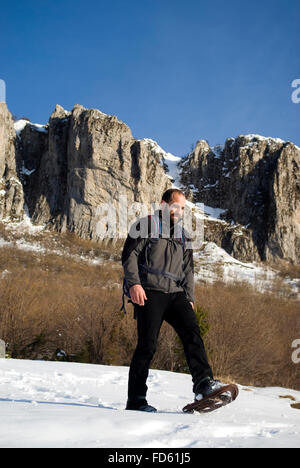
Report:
161,188,185,204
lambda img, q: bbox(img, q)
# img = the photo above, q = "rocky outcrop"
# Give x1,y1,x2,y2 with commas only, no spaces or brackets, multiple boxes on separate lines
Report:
63,105,171,240
0,103,24,220
10,103,172,241
179,135,300,264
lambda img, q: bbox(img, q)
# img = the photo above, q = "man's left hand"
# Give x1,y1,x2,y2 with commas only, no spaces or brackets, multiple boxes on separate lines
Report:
190,302,194,310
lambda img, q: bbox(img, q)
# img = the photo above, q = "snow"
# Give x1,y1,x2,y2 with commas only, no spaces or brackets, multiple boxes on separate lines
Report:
0,234,103,266
20,162,35,176
30,123,48,133
0,207,104,266
162,153,183,187
141,138,182,187
13,119,48,138
232,133,296,150
192,241,300,298
223,134,300,152
196,204,227,221
186,201,227,225
211,144,224,158
141,139,226,228
202,181,219,188
0,269,10,278
193,241,281,293
241,134,286,145
2,204,46,236
14,119,28,136
0,359,299,448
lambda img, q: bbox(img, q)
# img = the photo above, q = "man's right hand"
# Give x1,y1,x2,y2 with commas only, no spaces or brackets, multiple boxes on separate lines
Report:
129,284,148,306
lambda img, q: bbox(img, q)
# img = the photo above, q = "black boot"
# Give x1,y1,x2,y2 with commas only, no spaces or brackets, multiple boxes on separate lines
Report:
125,396,157,412
194,377,226,401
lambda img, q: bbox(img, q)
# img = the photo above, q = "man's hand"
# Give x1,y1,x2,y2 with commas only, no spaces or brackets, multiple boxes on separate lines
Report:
190,302,194,310
129,284,148,306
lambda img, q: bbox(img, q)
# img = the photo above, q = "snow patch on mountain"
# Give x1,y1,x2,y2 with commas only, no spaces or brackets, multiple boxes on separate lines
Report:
141,138,183,187
193,241,280,292
13,119,48,138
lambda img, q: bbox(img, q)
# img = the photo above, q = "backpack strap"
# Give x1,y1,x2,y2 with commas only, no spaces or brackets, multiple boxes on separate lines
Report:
138,263,184,286
148,213,161,238
120,278,132,315
181,227,186,252
149,213,185,248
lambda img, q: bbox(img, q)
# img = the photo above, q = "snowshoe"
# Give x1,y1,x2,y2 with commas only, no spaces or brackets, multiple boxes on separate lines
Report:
182,383,239,414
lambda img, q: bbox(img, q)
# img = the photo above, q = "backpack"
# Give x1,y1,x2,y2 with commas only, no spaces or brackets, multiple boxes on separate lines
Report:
120,213,187,316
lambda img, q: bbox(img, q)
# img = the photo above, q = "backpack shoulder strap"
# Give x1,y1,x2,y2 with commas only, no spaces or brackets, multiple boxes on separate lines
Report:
148,213,162,238
181,227,186,252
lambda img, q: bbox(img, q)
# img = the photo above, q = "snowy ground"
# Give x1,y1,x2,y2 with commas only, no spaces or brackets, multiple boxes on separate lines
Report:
0,209,106,266
192,241,300,296
0,359,299,448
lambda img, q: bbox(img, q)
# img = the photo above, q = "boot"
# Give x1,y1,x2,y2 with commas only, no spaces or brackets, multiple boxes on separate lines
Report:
194,377,226,401
125,396,157,412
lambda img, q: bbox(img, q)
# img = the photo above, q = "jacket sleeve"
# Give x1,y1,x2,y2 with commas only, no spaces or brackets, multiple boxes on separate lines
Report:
121,217,149,289
182,232,195,303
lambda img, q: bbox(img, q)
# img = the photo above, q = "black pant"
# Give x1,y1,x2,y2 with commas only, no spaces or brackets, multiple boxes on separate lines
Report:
128,289,213,401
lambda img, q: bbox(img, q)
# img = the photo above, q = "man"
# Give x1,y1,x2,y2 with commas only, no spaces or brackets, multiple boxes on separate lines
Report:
121,188,224,412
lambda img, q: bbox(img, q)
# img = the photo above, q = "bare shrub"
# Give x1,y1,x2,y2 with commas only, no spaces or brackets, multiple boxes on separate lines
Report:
196,280,300,389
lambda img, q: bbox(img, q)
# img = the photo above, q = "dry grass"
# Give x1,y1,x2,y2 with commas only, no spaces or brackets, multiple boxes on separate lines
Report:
291,403,300,409
266,257,300,280
279,395,296,401
195,280,300,390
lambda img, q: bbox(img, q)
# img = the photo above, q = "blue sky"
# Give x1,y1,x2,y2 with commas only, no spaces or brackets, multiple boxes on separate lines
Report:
1,0,299,156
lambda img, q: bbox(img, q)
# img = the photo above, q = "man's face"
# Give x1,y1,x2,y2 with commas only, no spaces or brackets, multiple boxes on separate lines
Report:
161,193,186,224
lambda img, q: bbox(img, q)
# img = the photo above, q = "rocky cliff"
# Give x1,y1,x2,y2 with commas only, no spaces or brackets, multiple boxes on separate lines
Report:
0,101,299,265
0,103,24,220
179,135,300,264
6,103,172,242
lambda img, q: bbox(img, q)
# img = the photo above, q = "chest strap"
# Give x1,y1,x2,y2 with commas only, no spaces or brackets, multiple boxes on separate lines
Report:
138,263,184,287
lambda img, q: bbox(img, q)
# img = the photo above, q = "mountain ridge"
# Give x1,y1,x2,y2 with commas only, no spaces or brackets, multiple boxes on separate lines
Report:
1,102,299,267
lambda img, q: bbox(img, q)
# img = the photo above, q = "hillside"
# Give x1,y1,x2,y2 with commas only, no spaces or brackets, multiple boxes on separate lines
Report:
0,204,299,392
0,102,299,401
0,209,299,300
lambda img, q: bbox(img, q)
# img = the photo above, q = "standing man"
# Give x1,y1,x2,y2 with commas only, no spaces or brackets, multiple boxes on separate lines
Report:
121,188,224,412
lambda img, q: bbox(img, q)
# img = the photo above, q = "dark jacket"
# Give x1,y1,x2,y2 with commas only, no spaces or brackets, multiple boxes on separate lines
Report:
121,208,195,303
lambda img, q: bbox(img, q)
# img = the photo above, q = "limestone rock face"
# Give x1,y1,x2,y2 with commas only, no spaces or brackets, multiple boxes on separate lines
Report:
0,103,24,220
179,135,300,264
14,104,172,241
62,104,171,240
